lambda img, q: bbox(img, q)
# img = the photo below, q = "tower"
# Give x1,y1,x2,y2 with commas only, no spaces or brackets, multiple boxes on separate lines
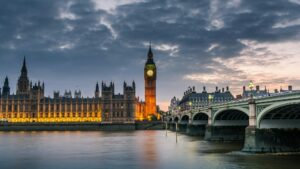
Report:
101,82,114,122
17,57,30,95
95,82,100,98
144,44,157,119
2,76,10,96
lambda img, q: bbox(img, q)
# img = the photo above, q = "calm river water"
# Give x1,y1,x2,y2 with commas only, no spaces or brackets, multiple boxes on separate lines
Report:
0,130,299,169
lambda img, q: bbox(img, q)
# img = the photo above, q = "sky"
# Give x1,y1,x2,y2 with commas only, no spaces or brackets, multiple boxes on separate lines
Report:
0,0,300,111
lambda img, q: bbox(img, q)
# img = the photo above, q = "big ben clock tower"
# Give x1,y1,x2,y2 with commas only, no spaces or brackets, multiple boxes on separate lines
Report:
144,45,157,118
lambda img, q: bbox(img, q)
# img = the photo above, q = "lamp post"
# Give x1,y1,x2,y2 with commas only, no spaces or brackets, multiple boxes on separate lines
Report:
249,80,254,98
208,94,214,106
188,101,192,110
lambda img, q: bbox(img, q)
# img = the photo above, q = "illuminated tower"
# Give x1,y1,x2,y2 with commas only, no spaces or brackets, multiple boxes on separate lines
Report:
144,45,157,118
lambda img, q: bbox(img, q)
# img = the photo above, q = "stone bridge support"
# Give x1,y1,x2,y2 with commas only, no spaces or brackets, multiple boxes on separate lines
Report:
242,99,259,151
204,108,213,139
243,99,300,153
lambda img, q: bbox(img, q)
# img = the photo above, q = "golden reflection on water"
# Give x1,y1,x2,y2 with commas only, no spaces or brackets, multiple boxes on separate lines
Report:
138,131,158,169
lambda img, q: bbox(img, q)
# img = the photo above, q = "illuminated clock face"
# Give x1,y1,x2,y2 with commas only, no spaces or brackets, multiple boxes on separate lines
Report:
147,70,154,77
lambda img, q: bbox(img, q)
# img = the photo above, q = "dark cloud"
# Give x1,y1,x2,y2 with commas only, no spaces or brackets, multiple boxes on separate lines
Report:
0,0,299,109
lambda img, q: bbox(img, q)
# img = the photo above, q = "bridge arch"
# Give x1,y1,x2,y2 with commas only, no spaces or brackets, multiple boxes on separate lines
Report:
213,107,249,126
180,115,189,124
191,112,209,125
257,101,300,129
174,116,180,123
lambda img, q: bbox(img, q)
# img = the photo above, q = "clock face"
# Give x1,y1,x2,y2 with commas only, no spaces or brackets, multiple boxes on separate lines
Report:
147,70,154,77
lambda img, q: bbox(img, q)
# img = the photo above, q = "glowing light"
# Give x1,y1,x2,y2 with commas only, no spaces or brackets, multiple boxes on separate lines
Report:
249,80,254,90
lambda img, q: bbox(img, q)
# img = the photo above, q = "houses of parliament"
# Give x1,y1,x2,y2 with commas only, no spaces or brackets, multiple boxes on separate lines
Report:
0,47,158,123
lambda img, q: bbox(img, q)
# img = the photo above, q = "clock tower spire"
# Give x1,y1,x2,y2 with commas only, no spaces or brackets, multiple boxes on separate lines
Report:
144,44,157,119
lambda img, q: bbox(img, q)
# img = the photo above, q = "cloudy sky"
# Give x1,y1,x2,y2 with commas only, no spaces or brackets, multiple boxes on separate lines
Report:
1,0,300,110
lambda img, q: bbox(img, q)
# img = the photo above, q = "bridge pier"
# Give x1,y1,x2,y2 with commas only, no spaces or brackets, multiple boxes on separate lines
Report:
168,122,176,131
204,125,246,141
186,124,206,136
243,127,300,153
178,123,188,133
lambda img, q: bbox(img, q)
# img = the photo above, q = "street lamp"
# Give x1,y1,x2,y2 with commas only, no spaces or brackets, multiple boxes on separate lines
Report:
248,80,254,91
208,94,214,106
188,101,192,110
248,80,254,98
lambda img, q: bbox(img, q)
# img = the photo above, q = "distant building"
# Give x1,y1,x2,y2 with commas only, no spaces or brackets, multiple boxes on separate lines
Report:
169,86,234,113
240,84,299,99
277,85,300,93
242,85,269,98
168,96,180,115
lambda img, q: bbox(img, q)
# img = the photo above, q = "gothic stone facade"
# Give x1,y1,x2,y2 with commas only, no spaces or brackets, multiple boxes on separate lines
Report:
0,57,142,123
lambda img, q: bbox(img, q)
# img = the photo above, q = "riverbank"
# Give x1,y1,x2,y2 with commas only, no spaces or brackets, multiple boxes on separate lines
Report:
0,121,165,131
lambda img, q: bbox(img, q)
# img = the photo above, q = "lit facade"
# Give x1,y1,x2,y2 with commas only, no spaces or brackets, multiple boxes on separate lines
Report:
0,57,149,123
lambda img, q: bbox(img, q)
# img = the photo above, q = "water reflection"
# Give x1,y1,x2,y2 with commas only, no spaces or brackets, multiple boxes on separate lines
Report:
136,131,159,169
0,131,299,169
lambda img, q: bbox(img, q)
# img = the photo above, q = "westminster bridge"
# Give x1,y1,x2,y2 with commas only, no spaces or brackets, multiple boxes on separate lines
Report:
166,92,300,153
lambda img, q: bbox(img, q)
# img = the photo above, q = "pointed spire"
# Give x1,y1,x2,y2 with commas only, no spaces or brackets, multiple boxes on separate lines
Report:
132,80,135,89
265,85,267,92
21,56,27,74
147,42,153,59
95,82,99,92
95,82,100,98
4,76,9,86
2,76,10,96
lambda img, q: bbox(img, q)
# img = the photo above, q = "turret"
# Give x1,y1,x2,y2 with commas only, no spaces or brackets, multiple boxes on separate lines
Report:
54,91,60,98
30,81,44,99
132,81,136,89
203,86,206,93
95,82,100,98
74,90,81,98
123,81,127,89
2,76,10,96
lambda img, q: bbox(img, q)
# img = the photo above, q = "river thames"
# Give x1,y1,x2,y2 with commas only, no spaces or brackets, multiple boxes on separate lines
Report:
0,131,299,169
